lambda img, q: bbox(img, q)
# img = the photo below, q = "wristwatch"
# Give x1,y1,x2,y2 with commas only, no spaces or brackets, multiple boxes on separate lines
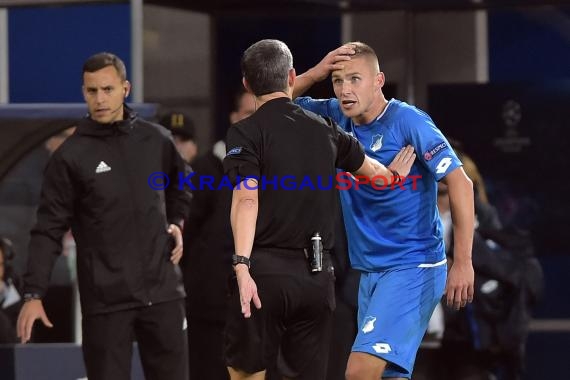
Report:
232,254,251,269
23,293,42,302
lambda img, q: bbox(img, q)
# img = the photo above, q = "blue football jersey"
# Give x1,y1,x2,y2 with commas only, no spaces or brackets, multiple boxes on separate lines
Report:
296,97,462,271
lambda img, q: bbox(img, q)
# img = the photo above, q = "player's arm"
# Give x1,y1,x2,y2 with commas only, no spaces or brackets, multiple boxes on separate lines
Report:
441,167,475,310
354,147,416,186
293,44,355,99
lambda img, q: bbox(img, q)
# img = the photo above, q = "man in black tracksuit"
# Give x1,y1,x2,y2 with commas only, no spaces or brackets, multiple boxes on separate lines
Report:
223,39,416,380
16,52,192,380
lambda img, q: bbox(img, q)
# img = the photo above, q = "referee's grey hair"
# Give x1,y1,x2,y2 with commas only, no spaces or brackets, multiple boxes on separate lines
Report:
241,39,293,96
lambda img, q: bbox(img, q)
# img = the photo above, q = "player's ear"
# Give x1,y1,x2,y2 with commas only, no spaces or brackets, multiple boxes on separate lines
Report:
123,81,131,98
375,72,385,91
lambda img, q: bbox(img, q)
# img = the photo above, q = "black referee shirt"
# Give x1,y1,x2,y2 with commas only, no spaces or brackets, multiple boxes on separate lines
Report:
223,97,364,250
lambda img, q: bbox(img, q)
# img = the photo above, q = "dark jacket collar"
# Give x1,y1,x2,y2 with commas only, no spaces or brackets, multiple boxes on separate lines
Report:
76,104,138,137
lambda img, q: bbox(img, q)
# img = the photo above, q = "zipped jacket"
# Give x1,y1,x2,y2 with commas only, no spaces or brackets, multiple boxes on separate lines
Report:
23,107,192,315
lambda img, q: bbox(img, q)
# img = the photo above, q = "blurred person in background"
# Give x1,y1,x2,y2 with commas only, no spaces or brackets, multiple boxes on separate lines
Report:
161,112,199,164
448,138,502,231
180,86,255,380
437,149,542,380
0,237,21,343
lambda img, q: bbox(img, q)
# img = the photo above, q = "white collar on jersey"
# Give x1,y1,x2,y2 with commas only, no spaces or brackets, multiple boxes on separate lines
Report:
375,98,394,122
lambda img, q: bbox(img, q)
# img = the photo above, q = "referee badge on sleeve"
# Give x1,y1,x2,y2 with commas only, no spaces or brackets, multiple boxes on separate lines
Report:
227,147,242,156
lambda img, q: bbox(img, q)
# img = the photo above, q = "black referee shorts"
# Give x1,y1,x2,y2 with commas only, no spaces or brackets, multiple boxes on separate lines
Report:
224,247,336,380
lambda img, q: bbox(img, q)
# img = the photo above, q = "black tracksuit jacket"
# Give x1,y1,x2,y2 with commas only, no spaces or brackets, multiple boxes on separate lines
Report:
23,107,192,315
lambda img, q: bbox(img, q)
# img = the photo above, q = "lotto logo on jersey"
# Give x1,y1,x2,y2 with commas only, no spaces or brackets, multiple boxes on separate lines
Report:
435,157,453,174
423,141,448,161
372,343,392,354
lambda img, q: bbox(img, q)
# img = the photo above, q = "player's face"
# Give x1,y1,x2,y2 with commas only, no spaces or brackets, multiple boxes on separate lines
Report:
331,56,384,125
83,65,130,124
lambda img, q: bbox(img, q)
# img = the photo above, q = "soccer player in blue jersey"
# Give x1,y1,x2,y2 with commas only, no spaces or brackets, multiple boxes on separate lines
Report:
293,42,475,380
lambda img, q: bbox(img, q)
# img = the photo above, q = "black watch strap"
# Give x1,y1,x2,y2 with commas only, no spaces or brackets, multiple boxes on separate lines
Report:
23,293,42,302
232,254,251,269
390,169,401,184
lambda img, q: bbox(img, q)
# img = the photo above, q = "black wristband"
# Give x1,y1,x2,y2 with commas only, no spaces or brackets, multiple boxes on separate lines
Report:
390,169,401,184
232,254,251,269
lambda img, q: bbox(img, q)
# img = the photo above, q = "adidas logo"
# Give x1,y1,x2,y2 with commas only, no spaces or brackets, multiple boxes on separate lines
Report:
95,161,112,174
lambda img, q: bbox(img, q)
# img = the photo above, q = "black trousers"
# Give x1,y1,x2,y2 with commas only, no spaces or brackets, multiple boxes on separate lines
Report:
187,316,229,380
82,299,188,380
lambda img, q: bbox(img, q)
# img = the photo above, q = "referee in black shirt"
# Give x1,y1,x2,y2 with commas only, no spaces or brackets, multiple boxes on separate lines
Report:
223,39,415,380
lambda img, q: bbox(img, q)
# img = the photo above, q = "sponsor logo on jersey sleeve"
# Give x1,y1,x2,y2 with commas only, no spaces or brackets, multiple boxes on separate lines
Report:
423,141,448,161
